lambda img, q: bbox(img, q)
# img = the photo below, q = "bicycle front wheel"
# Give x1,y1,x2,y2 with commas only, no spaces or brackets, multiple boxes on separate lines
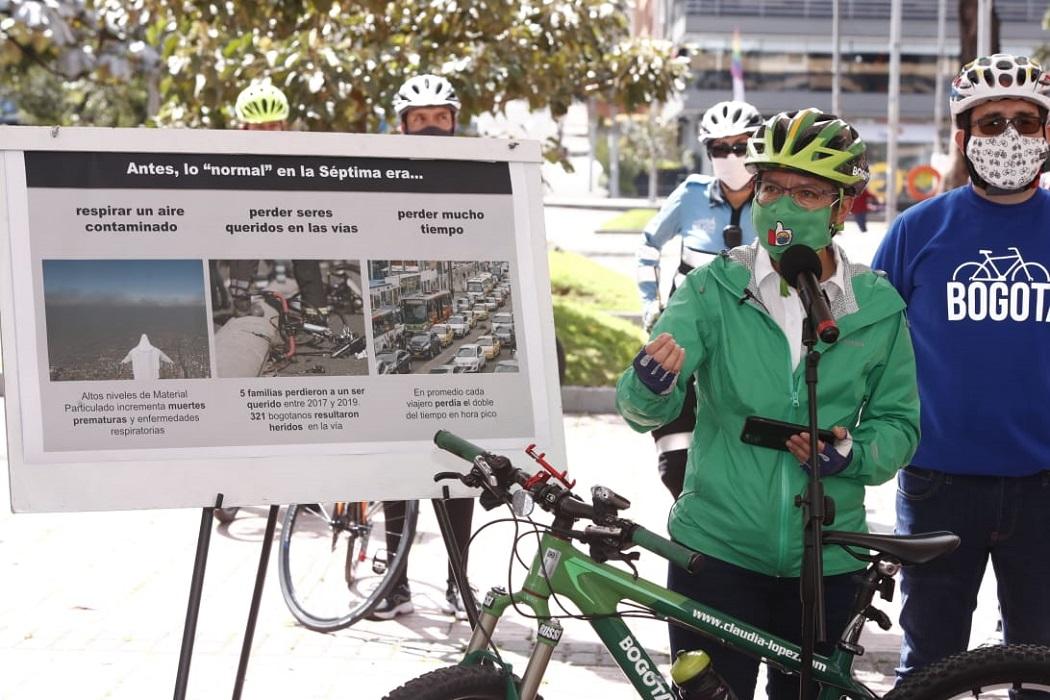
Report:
885,644,1050,700
278,500,419,632
383,665,538,700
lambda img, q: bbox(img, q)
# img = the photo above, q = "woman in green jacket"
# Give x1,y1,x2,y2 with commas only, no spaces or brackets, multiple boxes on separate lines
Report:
616,109,920,700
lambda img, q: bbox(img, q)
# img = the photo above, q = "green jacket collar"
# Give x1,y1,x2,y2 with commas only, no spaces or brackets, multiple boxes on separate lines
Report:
706,242,905,339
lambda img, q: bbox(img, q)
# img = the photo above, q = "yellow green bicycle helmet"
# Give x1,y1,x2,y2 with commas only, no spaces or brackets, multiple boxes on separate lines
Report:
745,108,869,194
235,81,290,124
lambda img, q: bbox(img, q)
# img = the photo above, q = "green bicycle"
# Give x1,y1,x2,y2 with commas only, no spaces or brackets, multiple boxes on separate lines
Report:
383,431,1050,700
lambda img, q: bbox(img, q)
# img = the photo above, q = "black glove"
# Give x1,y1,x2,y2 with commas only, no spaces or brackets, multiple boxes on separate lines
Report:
633,348,678,395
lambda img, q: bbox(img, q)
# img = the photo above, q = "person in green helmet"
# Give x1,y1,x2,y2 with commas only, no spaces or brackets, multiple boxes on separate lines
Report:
234,80,290,131
225,80,324,324
213,80,321,527
616,108,920,699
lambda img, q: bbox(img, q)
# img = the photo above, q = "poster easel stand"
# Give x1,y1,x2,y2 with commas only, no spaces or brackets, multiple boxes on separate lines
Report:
232,504,281,699
433,487,481,630
174,493,223,700
172,496,280,700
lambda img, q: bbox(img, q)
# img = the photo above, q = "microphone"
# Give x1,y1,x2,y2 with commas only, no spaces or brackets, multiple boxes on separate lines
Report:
722,224,742,248
779,245,839,344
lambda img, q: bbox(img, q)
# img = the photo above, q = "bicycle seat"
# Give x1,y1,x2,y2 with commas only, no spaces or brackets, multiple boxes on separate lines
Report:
823,530,959,565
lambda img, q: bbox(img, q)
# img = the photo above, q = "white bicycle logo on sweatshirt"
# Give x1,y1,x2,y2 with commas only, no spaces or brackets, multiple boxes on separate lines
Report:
951,248,1050,282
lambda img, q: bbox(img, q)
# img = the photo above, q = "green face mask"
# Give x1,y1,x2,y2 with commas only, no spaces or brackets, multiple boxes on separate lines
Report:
752,197,835,261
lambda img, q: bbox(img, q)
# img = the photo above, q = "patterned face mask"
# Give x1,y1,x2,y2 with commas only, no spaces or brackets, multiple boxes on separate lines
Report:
965,126,1049,192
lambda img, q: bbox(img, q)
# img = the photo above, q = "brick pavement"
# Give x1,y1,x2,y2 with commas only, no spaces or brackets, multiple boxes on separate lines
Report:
1,411,1001,699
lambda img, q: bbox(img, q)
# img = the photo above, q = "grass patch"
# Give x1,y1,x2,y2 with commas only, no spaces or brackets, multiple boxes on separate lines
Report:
596,208,658,233
553,299,645,387
549,248,638,312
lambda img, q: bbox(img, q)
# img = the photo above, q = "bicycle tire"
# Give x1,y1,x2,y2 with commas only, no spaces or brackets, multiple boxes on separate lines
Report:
884,644,1050,700
278,500,419,632
951,262,986,282
1012,262,1050,283
382,665,541,700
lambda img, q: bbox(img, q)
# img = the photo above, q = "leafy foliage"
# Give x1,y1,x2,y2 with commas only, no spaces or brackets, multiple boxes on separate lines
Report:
553,298,644,387
549,247,637,312
0,2,155,124
549,248,643,386
596,207,658,233
1,0,690,136
595,113,685,195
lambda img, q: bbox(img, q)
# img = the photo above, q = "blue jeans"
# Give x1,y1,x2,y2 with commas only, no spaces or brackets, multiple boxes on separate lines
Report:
897,466,1050,680
853,211,868,232
668,554,858,700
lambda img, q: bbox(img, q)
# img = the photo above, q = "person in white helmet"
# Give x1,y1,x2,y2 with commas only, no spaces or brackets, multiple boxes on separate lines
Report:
370,74,475,622
635,100,763,498
873,53,1050,681
392,73,461,136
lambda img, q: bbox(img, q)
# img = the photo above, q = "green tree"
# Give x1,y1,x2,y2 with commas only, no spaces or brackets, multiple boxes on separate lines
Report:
1,0,689,143
595,113,683,196
0,2,155,125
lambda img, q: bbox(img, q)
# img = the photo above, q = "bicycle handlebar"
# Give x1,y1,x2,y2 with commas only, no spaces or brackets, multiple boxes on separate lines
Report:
432,430,702,574
632,526,703,574
434,430,487,462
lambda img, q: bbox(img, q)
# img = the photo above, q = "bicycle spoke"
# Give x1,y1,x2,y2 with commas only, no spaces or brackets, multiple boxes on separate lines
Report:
278,500,419,631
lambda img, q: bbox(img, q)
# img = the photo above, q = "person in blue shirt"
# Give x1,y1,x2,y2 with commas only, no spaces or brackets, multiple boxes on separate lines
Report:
635,100,763,498
872,53,1050,681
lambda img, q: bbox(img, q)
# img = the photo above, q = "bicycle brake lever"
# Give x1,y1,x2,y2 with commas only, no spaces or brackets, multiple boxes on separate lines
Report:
434,471,467,483
864,605,893,631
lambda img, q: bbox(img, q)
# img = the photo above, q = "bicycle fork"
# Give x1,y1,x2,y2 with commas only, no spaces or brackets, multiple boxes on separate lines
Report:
465,589,563,700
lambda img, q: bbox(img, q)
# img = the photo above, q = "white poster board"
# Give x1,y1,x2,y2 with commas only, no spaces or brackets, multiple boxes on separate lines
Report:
0,126,565,512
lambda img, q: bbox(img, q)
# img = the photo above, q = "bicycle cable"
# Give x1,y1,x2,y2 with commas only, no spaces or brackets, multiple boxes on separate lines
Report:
497,504,662,626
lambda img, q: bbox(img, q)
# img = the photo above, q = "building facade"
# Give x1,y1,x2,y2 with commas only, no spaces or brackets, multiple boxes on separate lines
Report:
671,0,1049,204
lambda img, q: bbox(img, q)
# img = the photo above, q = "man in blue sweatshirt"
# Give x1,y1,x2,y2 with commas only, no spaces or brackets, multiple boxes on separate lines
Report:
873,53,1050,680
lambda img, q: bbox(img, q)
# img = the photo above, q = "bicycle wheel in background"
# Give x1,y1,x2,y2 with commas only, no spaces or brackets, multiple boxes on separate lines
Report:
885,644,1050,700
278,500,419,632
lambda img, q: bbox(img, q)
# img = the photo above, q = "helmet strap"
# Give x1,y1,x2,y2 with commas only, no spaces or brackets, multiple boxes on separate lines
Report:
830,187,846,234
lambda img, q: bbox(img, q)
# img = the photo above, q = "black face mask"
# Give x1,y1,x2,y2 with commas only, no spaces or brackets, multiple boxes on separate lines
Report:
407,125,455,137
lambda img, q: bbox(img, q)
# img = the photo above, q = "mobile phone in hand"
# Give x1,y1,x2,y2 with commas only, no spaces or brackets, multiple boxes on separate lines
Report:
740,415,835,452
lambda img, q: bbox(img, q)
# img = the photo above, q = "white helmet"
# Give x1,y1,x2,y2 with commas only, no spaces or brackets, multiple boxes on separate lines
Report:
392,74,461,116
949,53,1050,119
698,100,763,143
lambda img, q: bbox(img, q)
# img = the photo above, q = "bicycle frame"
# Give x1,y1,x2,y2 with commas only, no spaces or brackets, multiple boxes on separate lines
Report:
464,533,875,700
978,248,1024,279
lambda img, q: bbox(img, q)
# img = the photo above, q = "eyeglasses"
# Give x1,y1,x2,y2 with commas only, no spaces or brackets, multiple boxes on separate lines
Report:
708,142,748,158
973,114,1045,137
755,180,840,210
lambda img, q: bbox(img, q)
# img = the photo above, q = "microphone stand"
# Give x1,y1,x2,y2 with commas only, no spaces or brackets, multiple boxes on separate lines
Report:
797,318,829,700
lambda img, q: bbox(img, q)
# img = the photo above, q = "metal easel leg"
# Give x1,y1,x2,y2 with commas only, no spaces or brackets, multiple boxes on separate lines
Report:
432,489,480,630
232,504,280,699
174,493,223,700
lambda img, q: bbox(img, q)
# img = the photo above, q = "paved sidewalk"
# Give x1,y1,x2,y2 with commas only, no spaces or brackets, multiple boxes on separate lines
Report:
2,411,1001,699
